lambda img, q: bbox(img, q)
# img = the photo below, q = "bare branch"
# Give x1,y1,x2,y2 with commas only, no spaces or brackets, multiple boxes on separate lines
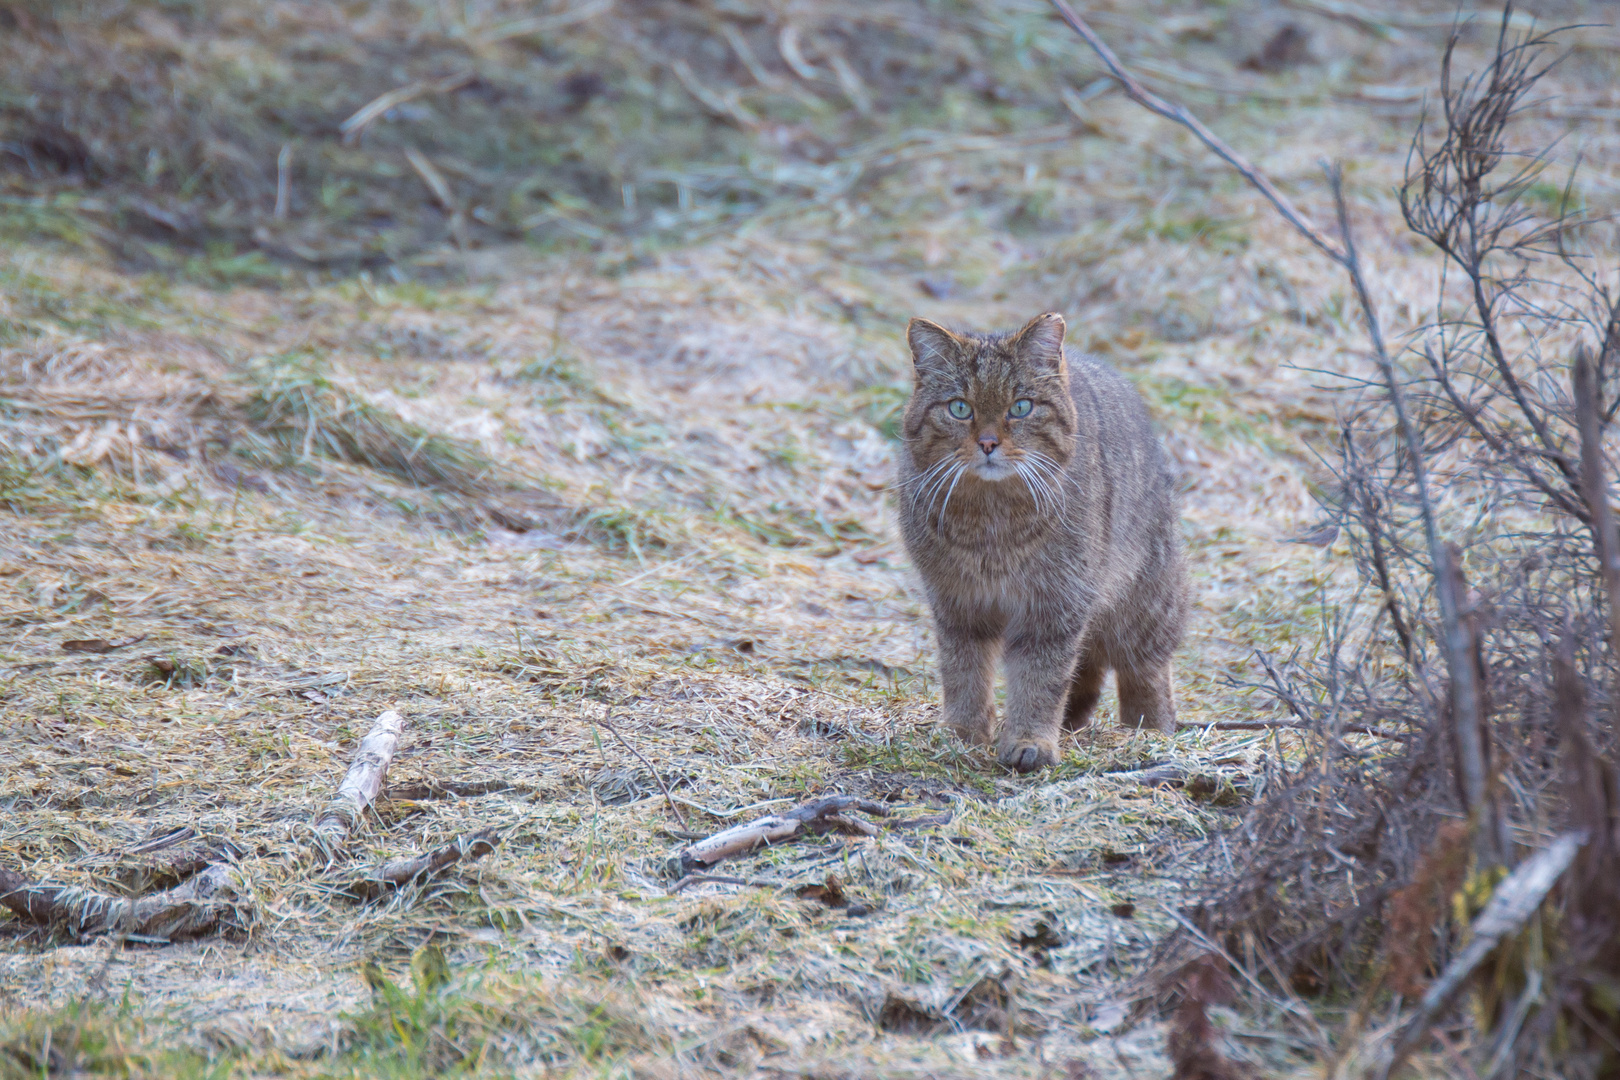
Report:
1044,0,1347,264
1574,346,1620,715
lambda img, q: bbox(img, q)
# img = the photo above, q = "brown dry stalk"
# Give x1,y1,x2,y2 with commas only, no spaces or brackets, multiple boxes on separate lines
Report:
1436,541,1496,861
591,714,690,832
1573,347,1620,700
1379,831,1586,1080
1165,954,1244,1080
1384,821,1471,996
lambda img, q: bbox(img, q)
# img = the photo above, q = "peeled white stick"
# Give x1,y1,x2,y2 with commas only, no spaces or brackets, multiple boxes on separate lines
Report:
1379,830,1587,1080
314,710,405,845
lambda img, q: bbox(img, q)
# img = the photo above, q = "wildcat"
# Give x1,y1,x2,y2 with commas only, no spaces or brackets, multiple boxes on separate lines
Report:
896,312,1188,772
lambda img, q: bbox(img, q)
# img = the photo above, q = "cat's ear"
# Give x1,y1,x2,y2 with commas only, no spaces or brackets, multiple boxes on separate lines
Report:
1012,312,1067,374
907,318,967,378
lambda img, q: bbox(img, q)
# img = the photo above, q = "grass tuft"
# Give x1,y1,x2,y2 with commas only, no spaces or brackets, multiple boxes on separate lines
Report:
239,353,497,493
0,1000,222,1080
337,952,677,1078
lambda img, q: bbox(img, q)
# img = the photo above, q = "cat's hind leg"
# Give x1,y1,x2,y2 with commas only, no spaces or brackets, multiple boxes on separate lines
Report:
1101,563,1185,735
1062,639,1107,731
1116,662,1175,733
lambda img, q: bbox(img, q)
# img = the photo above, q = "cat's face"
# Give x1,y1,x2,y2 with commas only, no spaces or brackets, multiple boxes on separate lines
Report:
901,313,1079,492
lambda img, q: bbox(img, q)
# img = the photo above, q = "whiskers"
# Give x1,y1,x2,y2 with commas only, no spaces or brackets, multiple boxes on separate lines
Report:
895,454,968,533
896,448,1068,532
935,466,966,532
1013,449,1068,516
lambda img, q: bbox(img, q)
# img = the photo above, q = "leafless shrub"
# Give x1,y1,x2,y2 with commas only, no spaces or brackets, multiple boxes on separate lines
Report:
1175,7,1620,1075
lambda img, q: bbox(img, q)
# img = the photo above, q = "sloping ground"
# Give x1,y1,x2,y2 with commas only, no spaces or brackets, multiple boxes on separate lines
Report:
1,1,1618,1077
0,237,1311,1078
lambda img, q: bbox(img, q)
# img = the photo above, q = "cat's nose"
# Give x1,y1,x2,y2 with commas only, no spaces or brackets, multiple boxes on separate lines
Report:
977,432,1000,456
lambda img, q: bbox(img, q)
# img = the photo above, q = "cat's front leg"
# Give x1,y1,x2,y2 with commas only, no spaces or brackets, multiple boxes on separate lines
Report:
998,629,1083,772
936,621,1000,747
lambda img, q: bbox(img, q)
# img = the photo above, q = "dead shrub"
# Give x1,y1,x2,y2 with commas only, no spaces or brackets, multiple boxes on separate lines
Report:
1168,8,1620,1076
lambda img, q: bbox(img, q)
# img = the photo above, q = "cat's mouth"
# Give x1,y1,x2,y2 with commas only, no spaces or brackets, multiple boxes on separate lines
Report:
971,455,1016,480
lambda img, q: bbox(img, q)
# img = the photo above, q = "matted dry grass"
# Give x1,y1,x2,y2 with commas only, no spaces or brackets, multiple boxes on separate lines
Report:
2,1,1618,1077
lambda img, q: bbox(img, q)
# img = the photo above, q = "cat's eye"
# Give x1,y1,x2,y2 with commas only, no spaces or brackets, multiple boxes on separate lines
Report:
947,400,972,420
1009,399,1033,418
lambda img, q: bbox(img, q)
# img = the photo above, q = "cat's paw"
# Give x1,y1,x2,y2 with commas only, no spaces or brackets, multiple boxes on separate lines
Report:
997,738,1058,773
948,719,995,747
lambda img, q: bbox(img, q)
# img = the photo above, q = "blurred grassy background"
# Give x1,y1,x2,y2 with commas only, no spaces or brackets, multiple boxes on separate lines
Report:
2,0,1122,281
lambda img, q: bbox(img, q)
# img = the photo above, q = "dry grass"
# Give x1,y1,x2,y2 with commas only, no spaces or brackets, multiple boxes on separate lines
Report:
2,0,1619,1076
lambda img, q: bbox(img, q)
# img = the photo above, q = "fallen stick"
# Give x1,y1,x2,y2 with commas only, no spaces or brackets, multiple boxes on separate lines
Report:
314,709,405,847
677,795,889,876
1378,831,1586,1080
346,828,501,899
0,862,239,941
0,708,422,941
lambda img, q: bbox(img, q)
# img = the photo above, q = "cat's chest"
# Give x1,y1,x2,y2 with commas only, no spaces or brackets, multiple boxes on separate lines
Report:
930,528,1070,595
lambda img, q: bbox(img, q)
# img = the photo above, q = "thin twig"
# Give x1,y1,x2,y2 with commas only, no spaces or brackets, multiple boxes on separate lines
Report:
1045,0,1346,263
339,72,475,144
590,714,690,832
1329,167,1496,866
1177,719,1410,740
274,143,293,220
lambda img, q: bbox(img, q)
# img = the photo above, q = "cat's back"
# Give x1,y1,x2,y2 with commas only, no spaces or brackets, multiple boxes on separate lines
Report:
1065,352,1175,497
1058,353,1180,581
